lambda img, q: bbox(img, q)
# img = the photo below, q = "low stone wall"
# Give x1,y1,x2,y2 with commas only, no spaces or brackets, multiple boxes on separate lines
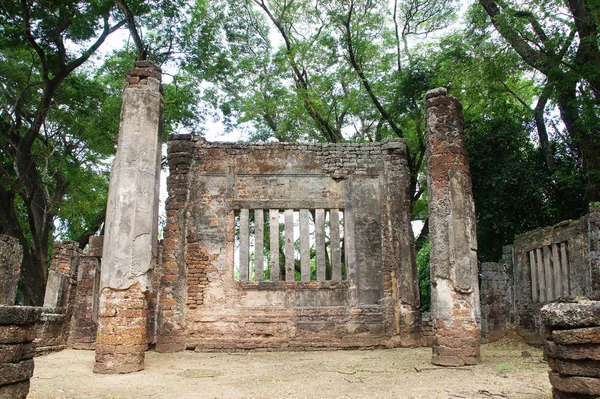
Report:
421,314,434,347
541,299,600,399
0,306,42,399
34,307,70,355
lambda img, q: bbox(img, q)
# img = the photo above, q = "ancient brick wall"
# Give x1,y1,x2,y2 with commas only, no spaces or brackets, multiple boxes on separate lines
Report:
68,236,103,349
156,136,420,351
514,213,594,345
480,246,514,343
36,241,80,354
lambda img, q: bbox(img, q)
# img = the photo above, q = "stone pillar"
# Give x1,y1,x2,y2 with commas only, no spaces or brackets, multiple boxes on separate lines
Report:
541,299,600,399
424,88,481,366
43,241,79,308
380,139,421,344
0,306,42,399
0,235,22,306
94,61,163,374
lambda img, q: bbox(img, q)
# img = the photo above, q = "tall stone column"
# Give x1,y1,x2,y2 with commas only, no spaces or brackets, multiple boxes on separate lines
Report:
424,88,481,366
94,61,163,374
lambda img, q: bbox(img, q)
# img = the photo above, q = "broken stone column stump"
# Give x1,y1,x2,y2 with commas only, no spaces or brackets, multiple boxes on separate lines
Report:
0,306,42,399
94,61,163,374
0,235,23,306
541,299,600,399
424,88,481,366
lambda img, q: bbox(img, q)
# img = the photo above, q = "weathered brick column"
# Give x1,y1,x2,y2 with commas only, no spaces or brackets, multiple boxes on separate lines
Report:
94,61,163,374
68,236,102,349
425,88,481,366
0,235,22,306
43,241,79,308
541,299,600,399
0,306,42,399
155,134,193,353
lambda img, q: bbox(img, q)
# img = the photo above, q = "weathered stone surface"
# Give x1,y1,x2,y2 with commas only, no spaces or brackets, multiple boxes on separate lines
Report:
555,359,600,378
554,327,600,345
0,380,29,399
425,88,481,366
68,255,99,348
0,306,41,326
552,388,598,399
541,300,600,329
0,325,35,344
95,61,162,372
557,344,600,361
86,235,104,258
0,343,34,363
549,371,600,395
0,235,22,306
0,359,34,386
480,253,513,343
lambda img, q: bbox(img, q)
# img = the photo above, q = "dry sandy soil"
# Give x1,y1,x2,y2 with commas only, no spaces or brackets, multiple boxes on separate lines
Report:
29,334,552,399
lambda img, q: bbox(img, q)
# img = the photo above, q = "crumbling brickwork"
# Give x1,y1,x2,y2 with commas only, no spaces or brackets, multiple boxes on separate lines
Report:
0,306,41,399
68,237,102,349
541,299,600,398
94,283,147,374
425,88,481,366
0,235,22,306
156,135,420,351
36,241,80,354
480,246,514,343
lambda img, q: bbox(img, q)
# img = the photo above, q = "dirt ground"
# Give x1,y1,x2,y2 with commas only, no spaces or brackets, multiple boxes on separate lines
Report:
29,334,552,399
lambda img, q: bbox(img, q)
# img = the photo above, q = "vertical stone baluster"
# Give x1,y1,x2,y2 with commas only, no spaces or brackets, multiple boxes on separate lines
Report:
300,209,310,282
560,243,569,296
285,209,295,281
269,209,280,281
254,209,264,281
425,88,481,366
330,209,341,281
552,244,562,299
543,246,554,301
529,251,539,303
315,209,326,281
536,248,546,303
239,209,250,282
94,61,163,374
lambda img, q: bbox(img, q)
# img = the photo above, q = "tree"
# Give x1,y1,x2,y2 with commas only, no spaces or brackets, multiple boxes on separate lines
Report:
0,0,132,304
478,0,600,202
0,0,201,305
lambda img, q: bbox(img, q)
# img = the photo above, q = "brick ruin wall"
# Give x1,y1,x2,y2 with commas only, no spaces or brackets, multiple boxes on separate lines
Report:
513,209,597,345
156,136,420,351
479,246,514,343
